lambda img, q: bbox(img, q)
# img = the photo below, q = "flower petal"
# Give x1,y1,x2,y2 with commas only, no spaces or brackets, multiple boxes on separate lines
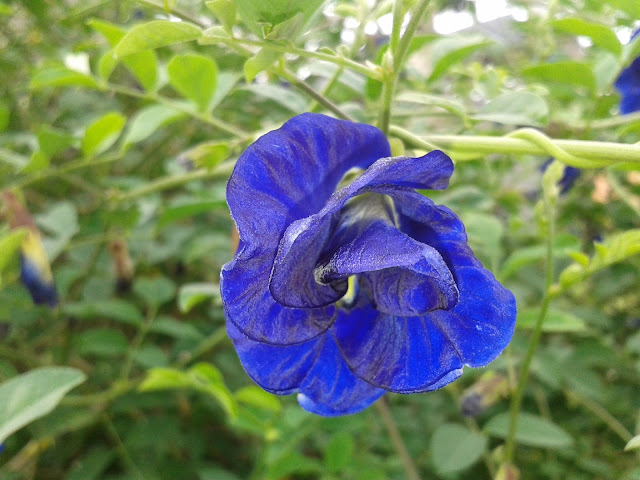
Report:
226,319,320,394
226,113,390,247
228,319,384,415
269,151,454,309
317,221,458,316
333,192,516,392
222,113,389,344
332,304,465,393
297,335,385,416
221,250,336,345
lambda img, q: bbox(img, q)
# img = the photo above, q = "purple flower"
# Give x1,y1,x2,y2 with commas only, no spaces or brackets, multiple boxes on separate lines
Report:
615,29,640,114
220,113,516,416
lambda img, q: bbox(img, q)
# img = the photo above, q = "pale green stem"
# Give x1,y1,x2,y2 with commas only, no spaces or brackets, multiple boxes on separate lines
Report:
308,66,344,113
389,125,640,166
565,389,633,443
201,35,383,81
378,0,431,135
278,68,354,121
105,83,248,138
375,398,422,480
504,192,555,464
114,162,235,202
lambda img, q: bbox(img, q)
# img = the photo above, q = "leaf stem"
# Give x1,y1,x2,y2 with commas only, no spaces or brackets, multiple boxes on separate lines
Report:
375,398,421,480
503,179,556,464
389,125,640,166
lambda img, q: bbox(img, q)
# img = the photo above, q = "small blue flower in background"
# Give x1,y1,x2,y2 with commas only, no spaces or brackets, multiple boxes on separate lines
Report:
541,158,581,194
615,28,640,114
1,191,58,307
220,113,516,416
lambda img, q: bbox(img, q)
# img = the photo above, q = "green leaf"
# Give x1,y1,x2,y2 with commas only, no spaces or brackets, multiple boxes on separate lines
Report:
21,151,50,173
178,282,221,313
266,452,322,480
37,126,76,157
559,230,640,289
66,446,114,480
30,66,99,90
37,201,79,261
485,412,574,448
517,308,587,332
168,54,218,111
82,112,126,156
234,385,281,413
395,91,467,118
429,35,492,82
158,197,227,229
430,423,487,474
608,0,640,18
625,435,640,452
75,329,129,357
114,20,202,58
123,104,185,149
149,316,204,340
243,83,307,112
0,367,86,443
0,229,27,281
244,47,281,83
139,363,238,418
523,62,596,92
179,142,230,170
134,276,176,308
0,101,9,132
324,432,355,472
235,0,325,38
88,19,159,90
460,212,503,270
265,12,305,41
552,18,621,55
133,345,168,368
62,300,144,327
205,0,237,33
473,92,549,127
500,234,581,279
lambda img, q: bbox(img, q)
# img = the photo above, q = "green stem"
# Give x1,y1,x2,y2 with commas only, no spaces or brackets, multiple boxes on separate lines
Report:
308,66,344,113
375,398,421,480
394,0,431,72
565,389,633,443
175,326,229,368
201,34,383,81
278,68,354,121
115,162,236,202
105,83,248,138
389,125,640,166
504,189,555,464
102,413,145,480
121,306,158,380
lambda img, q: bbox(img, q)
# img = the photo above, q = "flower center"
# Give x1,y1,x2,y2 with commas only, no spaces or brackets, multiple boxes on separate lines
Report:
269,192,459,316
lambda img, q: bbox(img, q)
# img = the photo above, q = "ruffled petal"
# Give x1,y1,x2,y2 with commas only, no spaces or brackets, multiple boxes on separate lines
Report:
226,319,321,394
333,192,516,392
332,304,465,393
297,335,385,416
228,320,384,415
317,221,458,316
269,152,454,309
226,113,390,247
221,250,336,345
222,114,390,344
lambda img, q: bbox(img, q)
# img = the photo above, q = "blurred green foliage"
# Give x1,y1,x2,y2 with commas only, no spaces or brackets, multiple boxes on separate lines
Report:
1,0,640,479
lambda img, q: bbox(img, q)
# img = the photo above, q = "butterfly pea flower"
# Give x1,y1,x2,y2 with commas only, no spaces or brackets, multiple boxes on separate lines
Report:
615,28,640,114
220,113,516,416
1,191,58,307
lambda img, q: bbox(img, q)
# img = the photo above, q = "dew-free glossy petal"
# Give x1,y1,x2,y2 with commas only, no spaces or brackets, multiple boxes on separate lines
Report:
269,152,454,309
317,221,458,316
297,335,385,416
226,320,320,394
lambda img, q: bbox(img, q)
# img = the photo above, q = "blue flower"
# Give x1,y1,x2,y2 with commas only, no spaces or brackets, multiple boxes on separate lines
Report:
220,113,516,416
541,158,581,194
615,29,640,114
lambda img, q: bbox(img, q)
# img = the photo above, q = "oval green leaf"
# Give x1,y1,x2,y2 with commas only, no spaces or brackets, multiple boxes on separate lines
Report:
0,367,86,443
114,20,201,58
485,412,574,448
